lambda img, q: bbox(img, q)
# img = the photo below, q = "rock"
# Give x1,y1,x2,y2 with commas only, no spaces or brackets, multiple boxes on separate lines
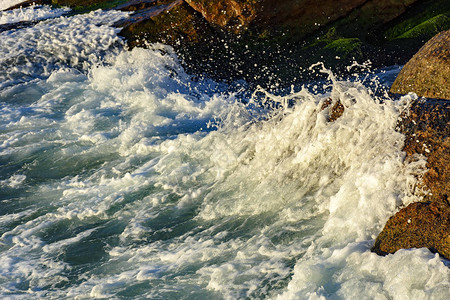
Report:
321,98,345,122
117,1,230,79
372,201,450,259
184,0,258,33
184,0,372,38
51,0,124,11
48,1,449,86
115,0,161,11
115,0,433,85
372,99,449,258
390,30,450,100
398,99,450,203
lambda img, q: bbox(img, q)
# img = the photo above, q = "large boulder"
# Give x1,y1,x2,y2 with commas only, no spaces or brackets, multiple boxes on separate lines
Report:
372,99,449,258
183,0,420,40
390,30,450,100
47,0,450,85
184,0,369,36
117,0,449,85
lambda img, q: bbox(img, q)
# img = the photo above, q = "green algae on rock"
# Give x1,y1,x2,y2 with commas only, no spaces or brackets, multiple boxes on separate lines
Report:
51,0,128,12
39,0,449,86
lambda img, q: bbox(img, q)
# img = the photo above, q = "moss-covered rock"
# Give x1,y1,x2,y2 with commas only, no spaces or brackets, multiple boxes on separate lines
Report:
324,38,362,58
394,14,449,40
51,0,128,12
383,0,450,41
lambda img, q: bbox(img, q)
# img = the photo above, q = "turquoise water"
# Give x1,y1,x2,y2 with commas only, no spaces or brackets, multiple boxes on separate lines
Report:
0,5,449,299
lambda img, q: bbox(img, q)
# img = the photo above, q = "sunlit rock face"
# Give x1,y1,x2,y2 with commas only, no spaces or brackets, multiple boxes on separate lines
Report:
373,99,450,259
391,30,450,100
373,201,450,259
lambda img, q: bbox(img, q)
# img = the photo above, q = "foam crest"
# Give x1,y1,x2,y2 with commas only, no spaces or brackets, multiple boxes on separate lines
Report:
0,0,26,11
0,5,70,25
0,9,128,89
0,8,447,298
276,244,450,299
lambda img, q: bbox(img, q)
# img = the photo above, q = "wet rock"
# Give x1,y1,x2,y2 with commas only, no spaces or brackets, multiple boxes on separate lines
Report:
321,98,345,122
114,0,160,11
117,1,214,46
372,99,450,258
116,1,230,79
0,20,38,33
184,0,258,33
398,99,450,203
51,0,125,11
372,201,450,259
390,29,450,100
48,1,449,86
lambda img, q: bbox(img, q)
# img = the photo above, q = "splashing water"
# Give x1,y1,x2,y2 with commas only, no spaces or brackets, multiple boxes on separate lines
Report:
0,5,70,25
0,6,448,300
0,0,27,11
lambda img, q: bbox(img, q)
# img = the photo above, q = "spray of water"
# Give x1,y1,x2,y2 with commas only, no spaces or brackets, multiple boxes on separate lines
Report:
0,7,448,299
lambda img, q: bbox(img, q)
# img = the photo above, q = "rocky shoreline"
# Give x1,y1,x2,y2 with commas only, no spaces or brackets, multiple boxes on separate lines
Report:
372,31,449,260
372,98,449,259
9,0,449,87
3,0,449,259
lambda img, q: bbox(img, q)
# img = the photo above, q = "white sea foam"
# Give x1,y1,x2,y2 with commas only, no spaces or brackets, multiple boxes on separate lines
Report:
0,174,26,187
0,5,70,24
0,7,448,300
0,0,26,11
0,9,129,89
278,244,450,299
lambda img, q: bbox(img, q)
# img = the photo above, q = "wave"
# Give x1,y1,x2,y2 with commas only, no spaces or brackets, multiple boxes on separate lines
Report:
0,7,448,299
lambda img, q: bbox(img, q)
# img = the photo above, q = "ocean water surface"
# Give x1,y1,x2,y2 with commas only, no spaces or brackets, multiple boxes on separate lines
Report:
0,5,449,299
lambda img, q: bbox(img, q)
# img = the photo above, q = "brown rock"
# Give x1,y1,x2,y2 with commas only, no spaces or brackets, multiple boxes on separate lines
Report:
372,99,449,258
185,0,258,33
390,30,450,100
115,0,426,84
184,0,420,39
372,201,450,259
321,98,345,122
118,1,215,47
397,99,449,204
184,0,369,36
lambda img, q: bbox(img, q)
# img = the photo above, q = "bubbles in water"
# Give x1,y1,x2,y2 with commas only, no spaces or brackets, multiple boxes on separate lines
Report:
0,7,448,300
0,5,70,25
